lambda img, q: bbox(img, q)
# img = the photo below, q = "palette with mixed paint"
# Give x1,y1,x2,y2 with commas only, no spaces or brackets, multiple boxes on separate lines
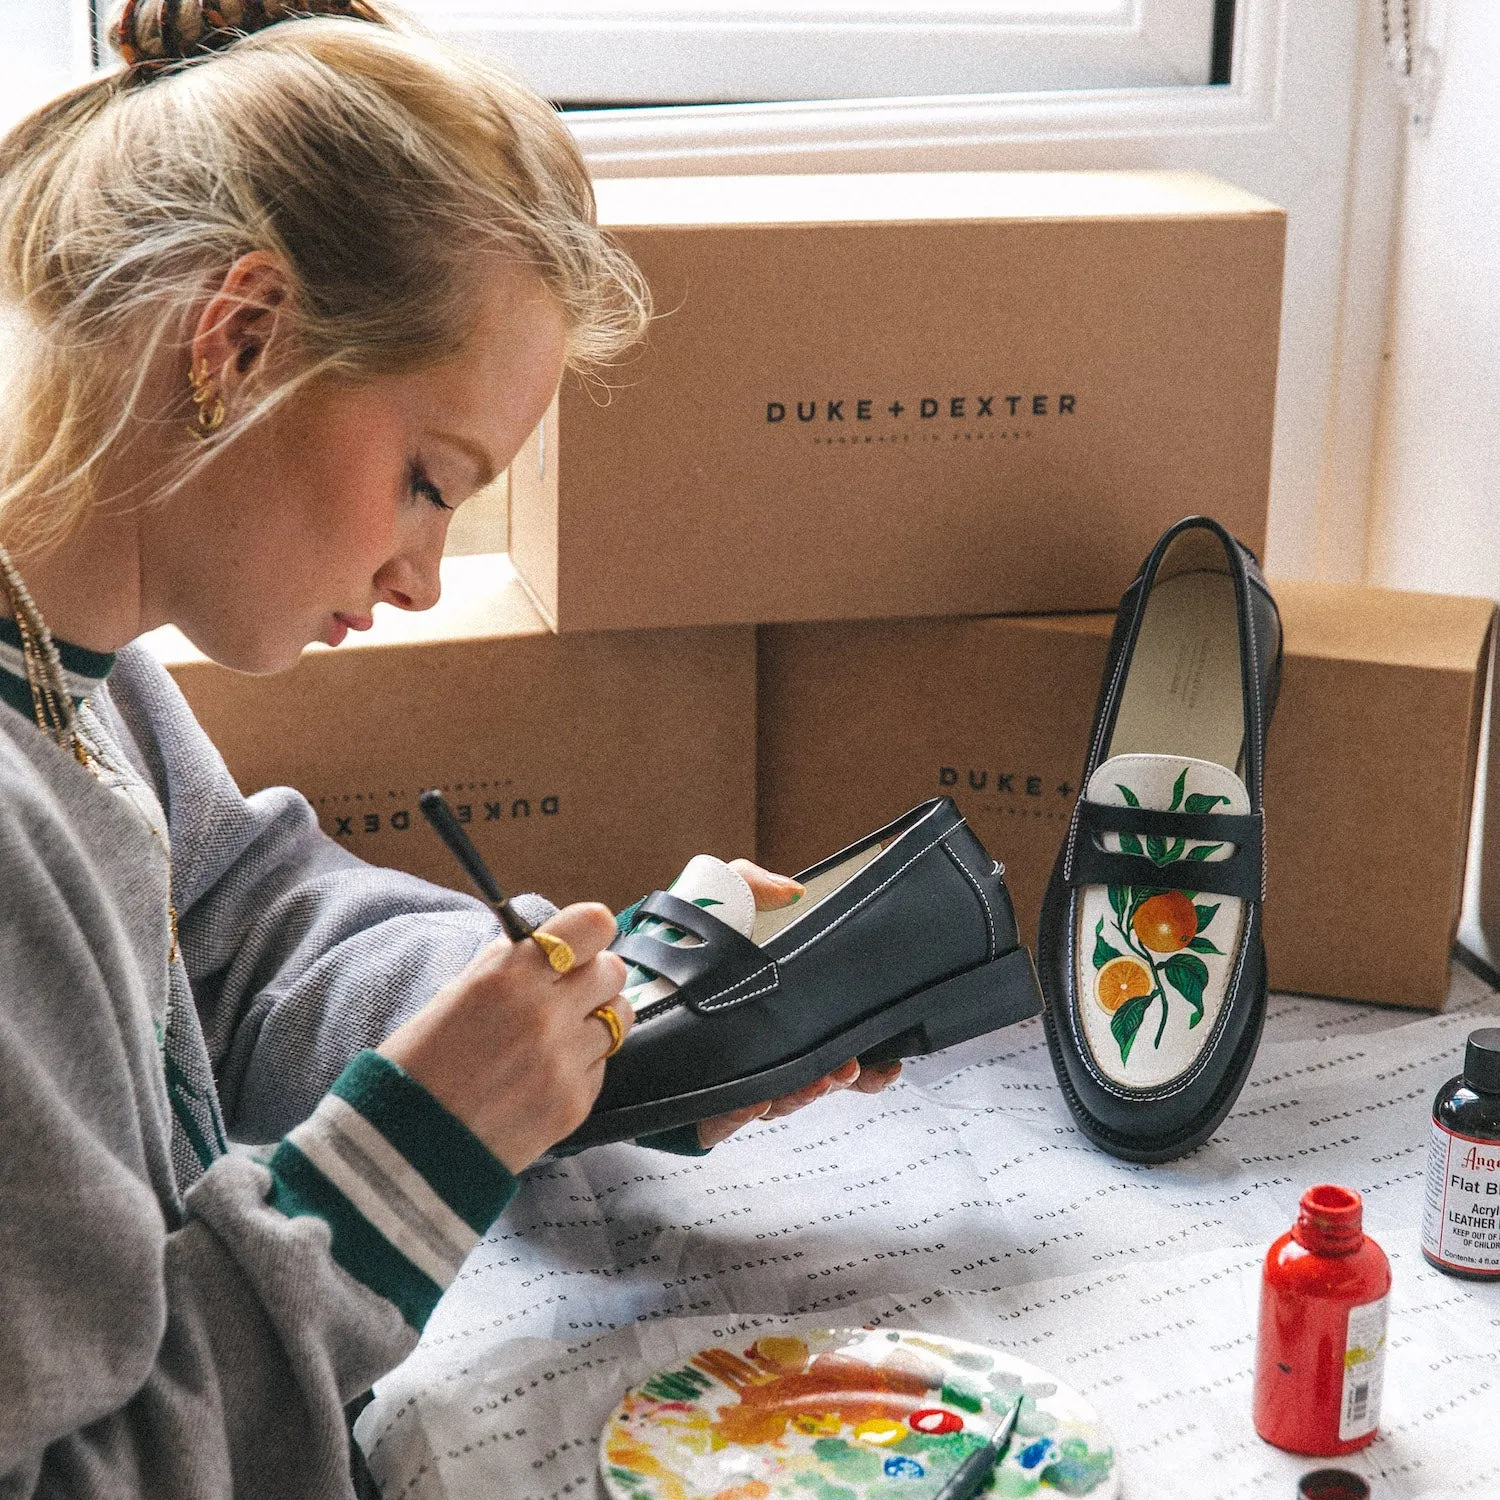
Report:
600,1326,1118,1499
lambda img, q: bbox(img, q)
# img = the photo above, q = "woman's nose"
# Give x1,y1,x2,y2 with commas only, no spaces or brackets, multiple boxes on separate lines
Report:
374,543,443,613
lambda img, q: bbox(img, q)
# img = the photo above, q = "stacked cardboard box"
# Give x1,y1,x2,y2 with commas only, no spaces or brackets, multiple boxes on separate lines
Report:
156,170,1496,1008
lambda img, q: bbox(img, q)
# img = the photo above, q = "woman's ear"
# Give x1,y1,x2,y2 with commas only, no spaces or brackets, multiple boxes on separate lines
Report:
189,250,295,408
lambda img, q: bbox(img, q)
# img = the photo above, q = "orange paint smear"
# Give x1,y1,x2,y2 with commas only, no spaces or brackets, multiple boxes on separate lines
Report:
706,1350,939,1446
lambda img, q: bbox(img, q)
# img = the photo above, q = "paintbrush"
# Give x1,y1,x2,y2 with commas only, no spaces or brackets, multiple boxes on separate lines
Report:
418,788,574,973
931,1395,1024,1500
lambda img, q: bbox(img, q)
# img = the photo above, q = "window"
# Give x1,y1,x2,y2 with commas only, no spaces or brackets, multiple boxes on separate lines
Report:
427,0,1233,107
0,0,90,129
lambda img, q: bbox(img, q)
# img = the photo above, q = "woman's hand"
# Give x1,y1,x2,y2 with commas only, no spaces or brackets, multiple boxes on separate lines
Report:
694,859,903,1149
379,902,630,1174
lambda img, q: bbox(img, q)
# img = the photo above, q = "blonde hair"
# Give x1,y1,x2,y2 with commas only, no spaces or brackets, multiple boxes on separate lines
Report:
0,5,648,553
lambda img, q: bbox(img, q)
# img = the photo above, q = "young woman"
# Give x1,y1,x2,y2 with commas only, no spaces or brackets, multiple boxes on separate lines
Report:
0,6,896,1494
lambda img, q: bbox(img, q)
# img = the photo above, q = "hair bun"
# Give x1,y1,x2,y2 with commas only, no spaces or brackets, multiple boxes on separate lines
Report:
109,0,381,67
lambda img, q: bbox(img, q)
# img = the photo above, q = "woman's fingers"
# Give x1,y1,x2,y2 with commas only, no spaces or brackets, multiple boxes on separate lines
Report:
526,901,620,974
854,1061,902,1093
695,1099,774,1149
378,900,633,1172
583,994,634,1063
728,858,805,912
693,1057,904,1146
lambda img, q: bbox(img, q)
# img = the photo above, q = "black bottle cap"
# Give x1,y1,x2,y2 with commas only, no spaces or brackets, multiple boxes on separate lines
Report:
1298,1471,1370,1500
1464,1028,1500,1095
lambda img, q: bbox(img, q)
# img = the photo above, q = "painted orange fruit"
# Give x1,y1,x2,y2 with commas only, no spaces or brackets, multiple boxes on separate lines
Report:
1096,957,1152,1013
1132,891,1197,953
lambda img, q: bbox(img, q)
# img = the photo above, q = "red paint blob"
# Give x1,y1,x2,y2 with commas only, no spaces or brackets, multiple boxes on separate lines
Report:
909,1407,964,1435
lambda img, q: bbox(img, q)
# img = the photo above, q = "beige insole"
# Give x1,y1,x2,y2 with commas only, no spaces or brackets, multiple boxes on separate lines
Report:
751,841,886,945
1107,571,1245,773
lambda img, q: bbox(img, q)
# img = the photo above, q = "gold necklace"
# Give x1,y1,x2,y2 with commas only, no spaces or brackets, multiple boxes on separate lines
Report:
0,541,179,960
0,543,94,767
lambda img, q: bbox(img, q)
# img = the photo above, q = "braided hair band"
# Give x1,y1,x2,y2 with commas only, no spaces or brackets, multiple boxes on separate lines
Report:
111,0,384,68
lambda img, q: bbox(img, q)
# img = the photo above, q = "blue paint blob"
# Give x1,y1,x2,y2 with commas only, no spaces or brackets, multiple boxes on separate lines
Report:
883,1455,925,1479
1019,1437,1055,1471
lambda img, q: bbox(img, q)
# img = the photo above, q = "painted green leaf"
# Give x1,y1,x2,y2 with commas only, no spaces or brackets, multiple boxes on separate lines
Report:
1188,936,1222,955
1194,902,1220,931
1185,792,1231,815
1093,918,1123,969
1164,952,1209,1021
1109,884,1130,920
1111,994,1152,1065
1117,784,1141,807
1187,843,1225,861
1170,766,1188,812
1120,831,1144,856
1147,835,1168,865
1165,838,1186,864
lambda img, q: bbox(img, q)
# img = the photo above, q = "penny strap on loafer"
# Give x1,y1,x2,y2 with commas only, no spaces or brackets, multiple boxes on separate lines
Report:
612,891,779,1013
1066,800,1264,901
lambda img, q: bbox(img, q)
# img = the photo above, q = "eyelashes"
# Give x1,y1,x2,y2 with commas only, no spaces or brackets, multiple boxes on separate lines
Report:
409,461,451,512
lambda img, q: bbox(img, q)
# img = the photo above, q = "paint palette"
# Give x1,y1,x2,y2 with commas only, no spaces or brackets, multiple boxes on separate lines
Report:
600,1326,1118,1499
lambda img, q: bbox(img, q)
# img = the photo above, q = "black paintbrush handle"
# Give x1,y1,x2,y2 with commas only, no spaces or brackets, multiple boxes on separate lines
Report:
931,1397,1022,1500
418,789,534,944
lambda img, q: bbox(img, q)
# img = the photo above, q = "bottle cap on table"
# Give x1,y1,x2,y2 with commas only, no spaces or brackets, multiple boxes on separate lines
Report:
1463,1027,1500,1094
1297,1470,1370,1500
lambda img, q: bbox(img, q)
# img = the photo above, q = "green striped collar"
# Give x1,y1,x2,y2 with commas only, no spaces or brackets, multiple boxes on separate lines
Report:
0,615,116,722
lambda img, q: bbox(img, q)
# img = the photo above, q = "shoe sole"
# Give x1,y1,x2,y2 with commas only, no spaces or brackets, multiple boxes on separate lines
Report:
563,945,1044,1151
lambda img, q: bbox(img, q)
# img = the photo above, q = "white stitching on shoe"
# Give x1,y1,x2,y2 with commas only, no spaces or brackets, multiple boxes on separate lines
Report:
681,802,956,1013
941,838,995,962
696,962,781,1013
776,821,956,966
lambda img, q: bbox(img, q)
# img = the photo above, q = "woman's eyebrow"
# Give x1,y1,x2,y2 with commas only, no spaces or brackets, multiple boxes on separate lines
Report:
428,429,498,487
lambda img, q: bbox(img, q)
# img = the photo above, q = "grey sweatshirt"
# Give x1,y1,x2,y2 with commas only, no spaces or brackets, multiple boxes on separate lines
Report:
0,630,563,1498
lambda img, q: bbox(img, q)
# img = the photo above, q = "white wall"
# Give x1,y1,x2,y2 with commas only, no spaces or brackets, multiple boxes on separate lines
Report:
1369,2,1500,598
1361,3,1500,971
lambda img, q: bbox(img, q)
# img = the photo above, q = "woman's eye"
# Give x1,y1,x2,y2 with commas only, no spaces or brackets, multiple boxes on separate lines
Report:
409,463,451,512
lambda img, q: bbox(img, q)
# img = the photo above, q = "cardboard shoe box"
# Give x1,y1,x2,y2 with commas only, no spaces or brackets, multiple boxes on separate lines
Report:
509,169,1285,633
758,580,1496,1010
148,555,756,915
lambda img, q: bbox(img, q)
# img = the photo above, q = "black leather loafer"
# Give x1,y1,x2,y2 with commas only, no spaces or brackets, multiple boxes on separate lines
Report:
562,797,1042,1150
1038,515,1282,1163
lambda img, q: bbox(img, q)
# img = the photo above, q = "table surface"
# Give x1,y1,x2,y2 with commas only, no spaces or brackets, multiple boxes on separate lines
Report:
358,966,1500,1500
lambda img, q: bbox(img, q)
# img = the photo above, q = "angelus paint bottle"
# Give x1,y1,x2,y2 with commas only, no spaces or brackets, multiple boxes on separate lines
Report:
1420,1027,1500,1279
1253,1185,1391,1457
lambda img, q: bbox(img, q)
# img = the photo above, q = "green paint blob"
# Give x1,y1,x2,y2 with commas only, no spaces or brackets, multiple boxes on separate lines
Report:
640,1366,711,1403
991,1466,1043,1498
809,1437,885,1485
940,1379,984,1413
1040,1437,1115,1495
791,1472,858,1500
951,1349,995,1372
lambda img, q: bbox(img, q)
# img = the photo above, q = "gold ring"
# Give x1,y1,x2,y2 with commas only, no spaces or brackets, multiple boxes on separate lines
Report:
591,1003,625,1058
530,929,575,974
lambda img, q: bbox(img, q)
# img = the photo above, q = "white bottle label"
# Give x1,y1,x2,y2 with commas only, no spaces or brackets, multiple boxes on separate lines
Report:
1339,1295,1387,1442
1420,1121,1500,1273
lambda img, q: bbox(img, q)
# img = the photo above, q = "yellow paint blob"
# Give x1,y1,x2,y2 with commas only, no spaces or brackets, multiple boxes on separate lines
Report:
853,1418,908,1446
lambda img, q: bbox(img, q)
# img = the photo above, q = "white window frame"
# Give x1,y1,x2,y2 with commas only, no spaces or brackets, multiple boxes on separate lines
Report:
428,0,1223,106
551,0,1400,585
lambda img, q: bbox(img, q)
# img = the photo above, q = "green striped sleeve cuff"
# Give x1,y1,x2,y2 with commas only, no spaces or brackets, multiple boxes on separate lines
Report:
267,1050,518,1330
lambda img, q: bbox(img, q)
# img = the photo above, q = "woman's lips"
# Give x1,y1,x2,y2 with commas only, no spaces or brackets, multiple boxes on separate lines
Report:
325,612,374,647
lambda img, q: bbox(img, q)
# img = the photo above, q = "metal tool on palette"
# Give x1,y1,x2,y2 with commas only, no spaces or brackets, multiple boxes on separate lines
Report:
932,1395,1024,1500
417,789,575,973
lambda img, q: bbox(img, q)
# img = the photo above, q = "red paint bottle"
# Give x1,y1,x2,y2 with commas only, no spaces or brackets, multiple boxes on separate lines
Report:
1253,1185,1391,1457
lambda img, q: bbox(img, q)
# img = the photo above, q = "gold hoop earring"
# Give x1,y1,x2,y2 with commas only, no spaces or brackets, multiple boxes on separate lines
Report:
188,358,226,439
